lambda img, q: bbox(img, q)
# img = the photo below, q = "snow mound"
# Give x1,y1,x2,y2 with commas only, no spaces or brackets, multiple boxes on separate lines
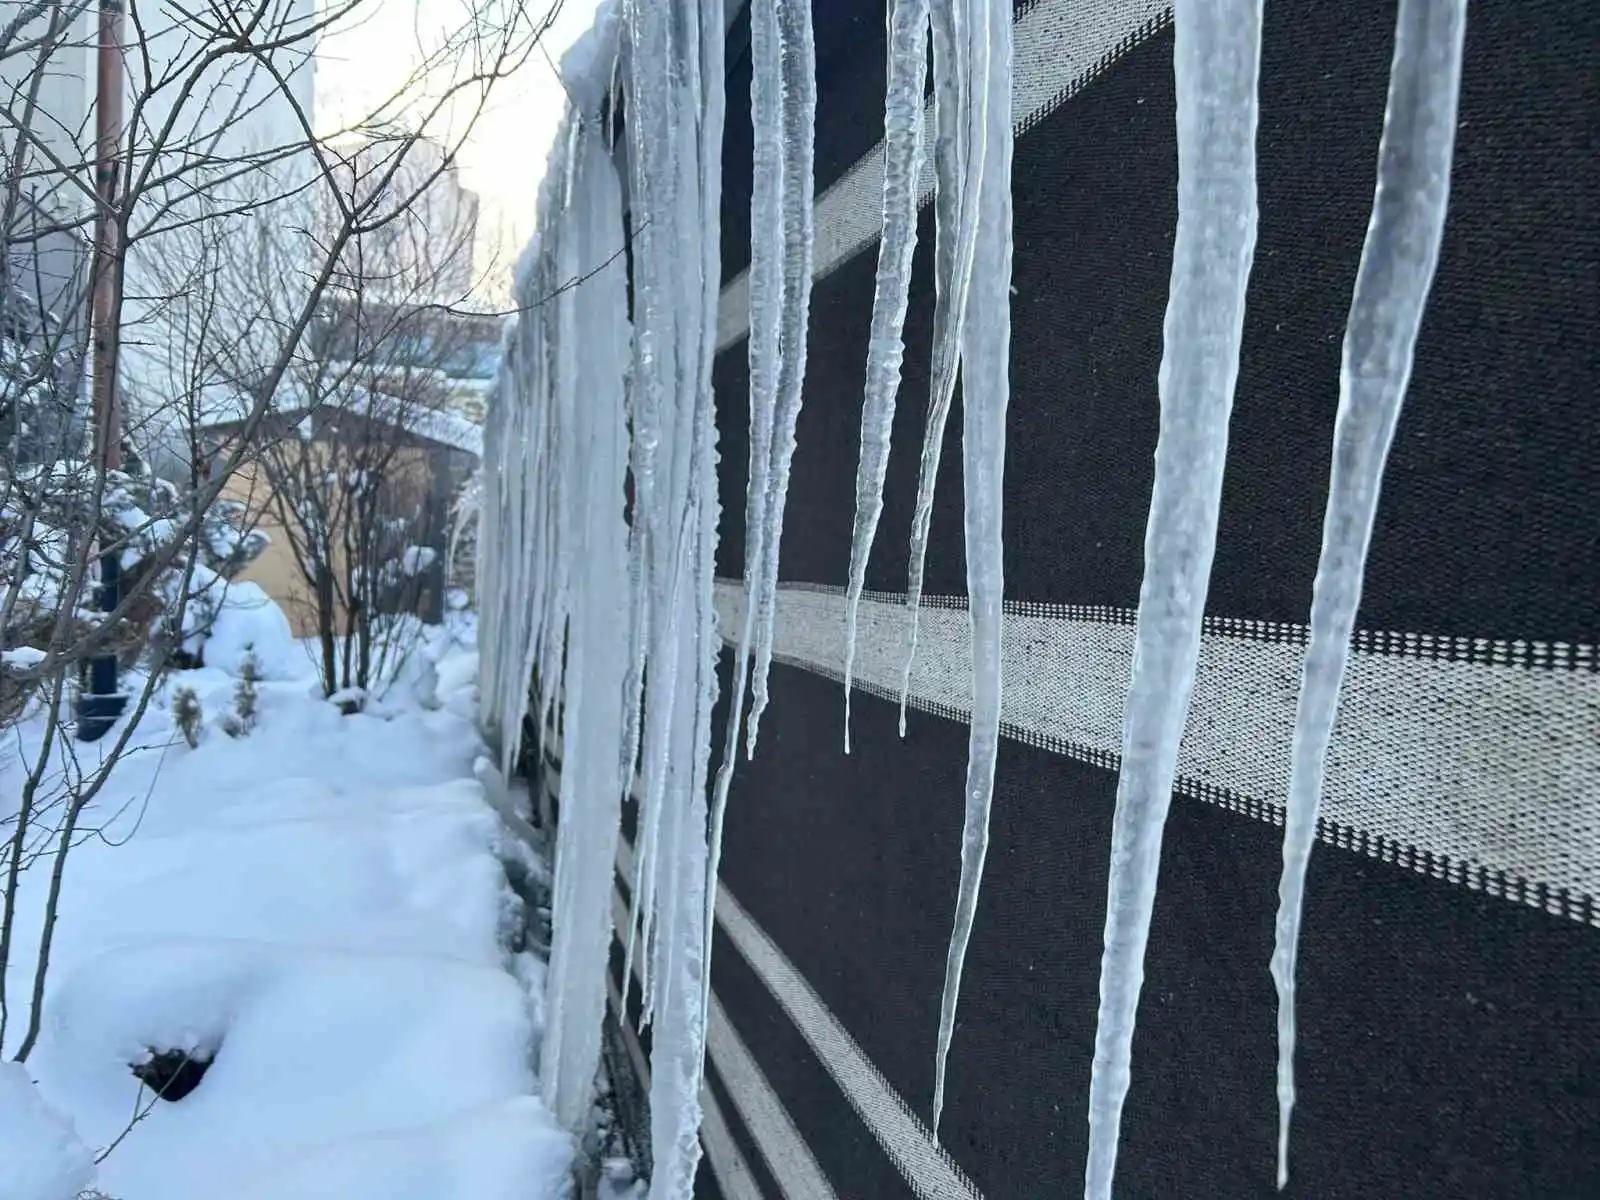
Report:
205,580,301,680
0,1063,95,1200
37,943,556,1200
230,1096,572,1200
4,625,571,1199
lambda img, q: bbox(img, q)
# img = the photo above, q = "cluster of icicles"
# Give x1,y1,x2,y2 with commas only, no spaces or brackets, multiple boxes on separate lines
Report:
476,0,1468,1195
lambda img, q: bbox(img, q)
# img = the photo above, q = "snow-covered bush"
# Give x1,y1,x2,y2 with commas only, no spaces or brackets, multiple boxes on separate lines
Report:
106,469,273,671
4,457,272,685
200,498,270,579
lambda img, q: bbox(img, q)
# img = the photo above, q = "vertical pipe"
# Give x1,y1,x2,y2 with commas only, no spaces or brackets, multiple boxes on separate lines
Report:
79,0,126,741
93,0,122,474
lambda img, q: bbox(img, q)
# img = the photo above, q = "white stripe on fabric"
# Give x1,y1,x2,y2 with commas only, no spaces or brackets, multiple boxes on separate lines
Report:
712,581,1600,927
616,838,986,1200
706,994,840,1200
609,890,834,1200
698,1083,765,1200
605,969,764,1200
715,0,1174,351
700,1062,768,1200
697,1088,764,1200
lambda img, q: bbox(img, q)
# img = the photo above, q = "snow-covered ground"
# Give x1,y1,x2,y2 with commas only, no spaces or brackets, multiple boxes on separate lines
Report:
0,615,573,1199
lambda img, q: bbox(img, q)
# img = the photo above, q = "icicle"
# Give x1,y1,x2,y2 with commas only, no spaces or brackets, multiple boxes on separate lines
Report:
538,116,589,745
607,1,728,1193
703,0,784,1010
1271,3,1465,1189
842,0,931,752
1083,4,1262,1197
670,248,726,1200
745,0,818,760
618,496,650,1000
721,0,786,778
701,0,814,1068
705,0,805,871
634,515,693,1029
502,275,551,779
646,604,712,1197
540,116,633,1133
690,0,730,1015
897,0,987,736
929,0,1010,1131
617,0,678,1028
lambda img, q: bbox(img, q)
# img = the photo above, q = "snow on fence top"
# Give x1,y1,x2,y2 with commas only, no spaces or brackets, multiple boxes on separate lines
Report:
558,0,621,112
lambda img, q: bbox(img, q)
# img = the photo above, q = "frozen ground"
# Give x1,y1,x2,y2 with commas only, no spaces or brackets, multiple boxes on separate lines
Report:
0,614,574,1200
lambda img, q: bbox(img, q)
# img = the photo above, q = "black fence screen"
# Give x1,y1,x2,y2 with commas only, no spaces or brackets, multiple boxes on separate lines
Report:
543,1,1600,1196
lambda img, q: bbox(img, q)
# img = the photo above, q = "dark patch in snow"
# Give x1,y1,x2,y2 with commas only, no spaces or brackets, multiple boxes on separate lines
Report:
131,1047,213,1101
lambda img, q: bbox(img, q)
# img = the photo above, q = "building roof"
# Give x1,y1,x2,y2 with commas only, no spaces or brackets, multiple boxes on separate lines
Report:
201,378,483,458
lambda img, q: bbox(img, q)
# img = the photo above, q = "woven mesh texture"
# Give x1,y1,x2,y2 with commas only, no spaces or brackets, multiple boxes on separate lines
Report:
696,0,1599,1195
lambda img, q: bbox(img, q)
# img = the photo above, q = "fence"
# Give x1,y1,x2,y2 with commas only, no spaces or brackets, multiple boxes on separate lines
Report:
497,1,1598,1195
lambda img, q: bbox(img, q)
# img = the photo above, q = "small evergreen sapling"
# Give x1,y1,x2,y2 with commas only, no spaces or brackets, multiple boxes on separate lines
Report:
221,645,262,737
171,686,203,748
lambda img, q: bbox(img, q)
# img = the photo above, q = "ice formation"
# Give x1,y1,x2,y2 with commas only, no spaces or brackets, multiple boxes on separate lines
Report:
539,113,632,1135
1083,3,1263,1197
475,1,1463,1194
707,0,817,1045
1270,2,1467,1188
616,1,728,1192
930,0,1014,1131
743,0,818,759
478,1,727,1193
842,0,930,752
897,0,991,735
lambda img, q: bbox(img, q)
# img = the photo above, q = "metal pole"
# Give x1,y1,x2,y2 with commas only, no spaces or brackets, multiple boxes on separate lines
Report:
92,0,124,476
77,0,127,741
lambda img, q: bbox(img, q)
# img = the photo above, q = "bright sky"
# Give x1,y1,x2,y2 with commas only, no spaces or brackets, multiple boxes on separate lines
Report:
315,0,604,300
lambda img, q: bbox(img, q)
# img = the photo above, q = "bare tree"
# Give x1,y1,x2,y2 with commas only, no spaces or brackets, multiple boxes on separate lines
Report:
209,168,489,702
0,0,555,1070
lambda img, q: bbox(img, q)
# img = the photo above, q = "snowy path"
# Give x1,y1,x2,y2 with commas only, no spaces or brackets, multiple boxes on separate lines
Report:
1,630,572,1200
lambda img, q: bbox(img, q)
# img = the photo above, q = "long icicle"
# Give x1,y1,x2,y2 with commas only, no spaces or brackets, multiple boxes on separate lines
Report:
540,127,585,1110
704,0,789,1023
1271,2,1467,1188
541,120,633,1132
689,0,729,1078
842,0,931,752
620,0,680,1030
1083,3,1262,1197
898,0,987,736
731,0,788,765
931,0,1012,1130
642,0,725,1187
745,0,817,759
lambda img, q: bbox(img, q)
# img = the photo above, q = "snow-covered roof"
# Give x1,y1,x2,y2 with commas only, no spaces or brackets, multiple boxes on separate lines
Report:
353,392,483,457
201,379,483,458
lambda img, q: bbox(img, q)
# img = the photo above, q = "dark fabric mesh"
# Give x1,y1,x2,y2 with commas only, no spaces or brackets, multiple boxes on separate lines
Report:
710,661,1600,1197
698,0,1600,1196
587,0,1599,1195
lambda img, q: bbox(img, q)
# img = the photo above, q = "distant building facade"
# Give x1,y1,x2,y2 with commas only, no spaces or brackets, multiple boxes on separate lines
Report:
0,0,318,463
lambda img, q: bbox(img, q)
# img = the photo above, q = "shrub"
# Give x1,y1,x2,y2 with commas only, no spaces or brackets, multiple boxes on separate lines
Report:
220,644,261,737
171,686,203,749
